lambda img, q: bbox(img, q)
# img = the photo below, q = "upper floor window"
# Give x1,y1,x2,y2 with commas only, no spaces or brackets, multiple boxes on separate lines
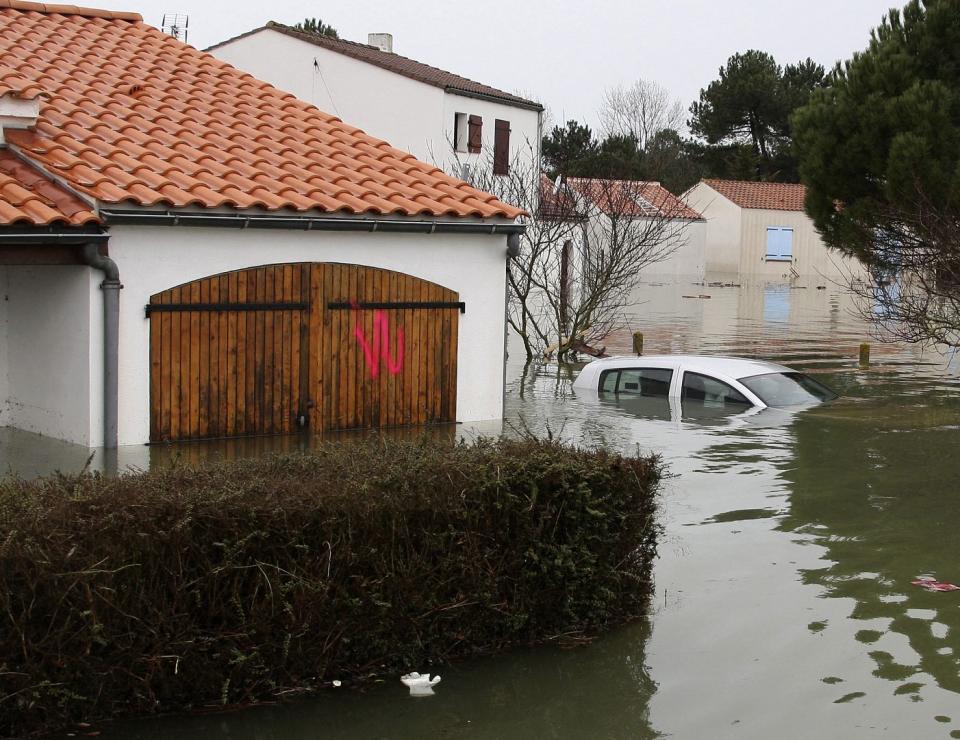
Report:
766,227,794,261
467,114,482,153
494,119,511,175
453,113,469,153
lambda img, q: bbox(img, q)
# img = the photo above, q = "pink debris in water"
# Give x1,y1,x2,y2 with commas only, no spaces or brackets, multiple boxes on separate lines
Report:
912,576,960,592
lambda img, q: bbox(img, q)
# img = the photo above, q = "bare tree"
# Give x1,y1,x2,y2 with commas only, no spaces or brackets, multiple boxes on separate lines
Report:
599,79,685,150
453,141,692,361
548,177,689,357
842,186,960,348
452,140,574,359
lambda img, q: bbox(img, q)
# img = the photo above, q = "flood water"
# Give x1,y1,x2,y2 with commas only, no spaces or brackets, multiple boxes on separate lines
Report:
34,277,960,739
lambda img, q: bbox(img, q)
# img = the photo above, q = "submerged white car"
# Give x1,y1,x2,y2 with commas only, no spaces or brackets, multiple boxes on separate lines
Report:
572,355,837,410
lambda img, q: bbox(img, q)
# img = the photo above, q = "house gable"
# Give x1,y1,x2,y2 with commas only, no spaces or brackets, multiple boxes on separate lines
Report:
208,23,544,112
209,25,544,177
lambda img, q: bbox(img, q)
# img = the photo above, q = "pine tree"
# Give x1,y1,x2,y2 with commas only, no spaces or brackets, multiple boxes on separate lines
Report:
794,0,960,345
293,17,339,38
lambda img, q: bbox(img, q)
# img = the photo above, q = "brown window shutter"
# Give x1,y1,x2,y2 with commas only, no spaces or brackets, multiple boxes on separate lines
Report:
493,119,510,175
468,115,482,153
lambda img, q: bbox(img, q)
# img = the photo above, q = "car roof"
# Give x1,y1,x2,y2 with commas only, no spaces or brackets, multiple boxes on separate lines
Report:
588,354,792,380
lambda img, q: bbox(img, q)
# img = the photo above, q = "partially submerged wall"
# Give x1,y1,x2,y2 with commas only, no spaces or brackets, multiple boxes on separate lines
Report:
108,225,510,446
683,183,742,274
739,208,865,281
0,268,8,426
1,265,99,445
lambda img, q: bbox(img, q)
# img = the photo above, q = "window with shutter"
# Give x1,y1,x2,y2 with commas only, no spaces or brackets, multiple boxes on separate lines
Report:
765,227,794,261
467,115,482,153
493,119,510,175
453,113,468,153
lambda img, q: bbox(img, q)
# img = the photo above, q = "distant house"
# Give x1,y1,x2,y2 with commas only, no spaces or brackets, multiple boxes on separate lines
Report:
543,176,706,279
683,179,863,279
0,2,524,448
207,23,544,180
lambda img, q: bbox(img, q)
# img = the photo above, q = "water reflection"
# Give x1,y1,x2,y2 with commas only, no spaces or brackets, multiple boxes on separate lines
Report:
0,424,457,479
112,621,659,740
783,394,960,702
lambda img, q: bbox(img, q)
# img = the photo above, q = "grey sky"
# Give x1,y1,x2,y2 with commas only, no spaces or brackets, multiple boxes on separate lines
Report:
109,0,897,131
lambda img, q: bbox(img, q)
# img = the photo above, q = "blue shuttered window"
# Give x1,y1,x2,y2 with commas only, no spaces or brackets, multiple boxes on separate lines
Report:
766,227,794,261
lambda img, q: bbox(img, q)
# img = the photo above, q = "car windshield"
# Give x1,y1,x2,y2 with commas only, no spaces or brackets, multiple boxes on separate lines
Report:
739,372,838,407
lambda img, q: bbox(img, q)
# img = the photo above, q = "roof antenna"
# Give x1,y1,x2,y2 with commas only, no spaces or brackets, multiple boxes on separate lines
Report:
161,12,189,43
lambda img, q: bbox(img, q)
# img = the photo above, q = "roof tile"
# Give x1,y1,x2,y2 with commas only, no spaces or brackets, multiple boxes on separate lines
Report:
0,149,99,225
0,4,523,224
563,177,704,221
702,179,807,211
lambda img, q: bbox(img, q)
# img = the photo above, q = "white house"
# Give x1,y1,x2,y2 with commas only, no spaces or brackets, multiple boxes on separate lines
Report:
207,23,544,181
682,179,863,280
543,176,706,280
0,2,524,449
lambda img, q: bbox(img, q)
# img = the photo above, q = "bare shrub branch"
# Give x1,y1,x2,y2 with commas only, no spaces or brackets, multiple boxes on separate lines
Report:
452,140,692,360
599,79,685,149
841,182,960,347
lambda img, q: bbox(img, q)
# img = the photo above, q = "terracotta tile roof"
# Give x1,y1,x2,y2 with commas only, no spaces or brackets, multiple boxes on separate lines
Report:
0,1,139,20
703,179,807,211
0,71,46,100
0,149,99,225
565,178,703,220
537,174,582,221
0,2,523,223
210,23,544,112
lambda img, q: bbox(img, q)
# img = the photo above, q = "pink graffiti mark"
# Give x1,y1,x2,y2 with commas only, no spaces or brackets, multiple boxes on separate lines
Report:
352,304,404,379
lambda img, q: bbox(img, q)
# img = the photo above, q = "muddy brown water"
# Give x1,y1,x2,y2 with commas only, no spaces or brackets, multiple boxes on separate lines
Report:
29,278,960,739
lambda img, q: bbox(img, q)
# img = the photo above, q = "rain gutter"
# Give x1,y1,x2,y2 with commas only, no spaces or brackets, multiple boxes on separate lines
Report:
0,230,108,245
100,209,526,235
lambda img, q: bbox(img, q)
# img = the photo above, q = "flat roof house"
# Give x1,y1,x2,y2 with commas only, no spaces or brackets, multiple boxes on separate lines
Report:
683,179,863,280
0,2,524,448
207,23,543,182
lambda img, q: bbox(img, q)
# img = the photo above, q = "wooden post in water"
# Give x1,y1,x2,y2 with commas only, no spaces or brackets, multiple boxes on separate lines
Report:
633,332,644,356
859,342,870,368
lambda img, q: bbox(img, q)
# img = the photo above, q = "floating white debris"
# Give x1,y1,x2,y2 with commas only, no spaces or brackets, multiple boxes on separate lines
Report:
400,672,441,697
332,680,342,687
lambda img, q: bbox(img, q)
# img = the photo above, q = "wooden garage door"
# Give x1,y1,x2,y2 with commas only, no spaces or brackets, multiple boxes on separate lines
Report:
148,263,460,442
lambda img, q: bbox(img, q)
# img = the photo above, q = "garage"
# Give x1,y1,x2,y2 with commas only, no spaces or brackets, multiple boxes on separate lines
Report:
1,3,522,448
147,262,460,442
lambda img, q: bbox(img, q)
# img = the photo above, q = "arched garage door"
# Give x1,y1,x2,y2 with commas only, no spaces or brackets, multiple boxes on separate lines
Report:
147,263,460,442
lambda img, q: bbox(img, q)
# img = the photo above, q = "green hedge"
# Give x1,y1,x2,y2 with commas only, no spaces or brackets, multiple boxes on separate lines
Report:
0,437,661,738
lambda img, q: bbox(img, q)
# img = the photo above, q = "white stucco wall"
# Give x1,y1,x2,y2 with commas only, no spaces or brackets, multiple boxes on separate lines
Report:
211,30,444,160
0,268,8,426
0,265,100,445
440,93,541,179
210,28,541,179
106,225,509,446
640,219,706,279
575,212,706,281
682,182,743,274
739,208,865,280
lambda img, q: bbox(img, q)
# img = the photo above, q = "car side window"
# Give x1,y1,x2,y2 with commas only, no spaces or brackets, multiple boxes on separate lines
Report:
600,369,620,393
599,368,673,397
681,371,750,406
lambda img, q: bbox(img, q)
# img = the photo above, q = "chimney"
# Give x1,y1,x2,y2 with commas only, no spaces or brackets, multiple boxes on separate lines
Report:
367,33,393,53
0,92,41,145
